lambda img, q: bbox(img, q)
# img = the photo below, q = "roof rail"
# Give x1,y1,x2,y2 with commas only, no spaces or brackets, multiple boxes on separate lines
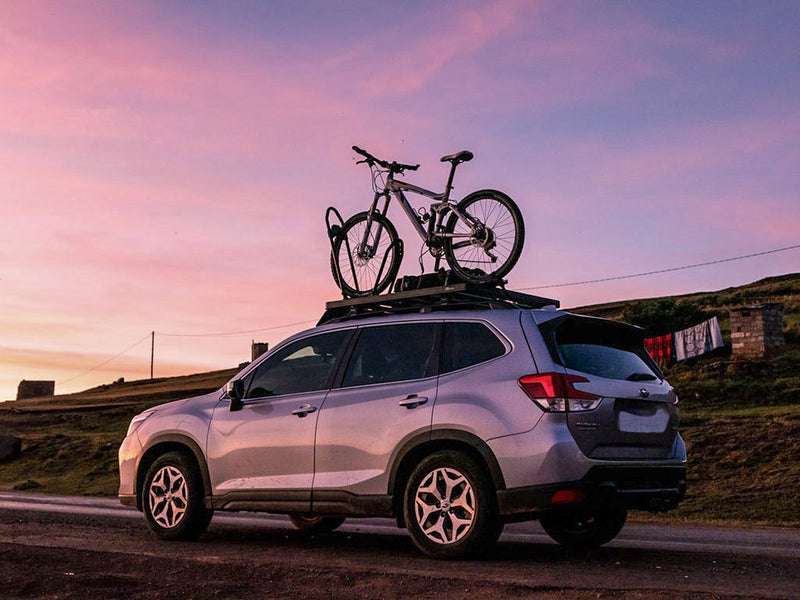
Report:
318,283,559,325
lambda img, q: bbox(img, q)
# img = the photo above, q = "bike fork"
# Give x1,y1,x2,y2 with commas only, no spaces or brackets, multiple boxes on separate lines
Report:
359,212,385,257
359,192,390,256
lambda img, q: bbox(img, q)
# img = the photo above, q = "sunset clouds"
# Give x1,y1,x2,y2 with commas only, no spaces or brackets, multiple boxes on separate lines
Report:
1,1,799,399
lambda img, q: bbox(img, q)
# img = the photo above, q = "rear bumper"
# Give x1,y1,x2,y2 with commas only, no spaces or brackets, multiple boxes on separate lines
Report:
497,464,686,518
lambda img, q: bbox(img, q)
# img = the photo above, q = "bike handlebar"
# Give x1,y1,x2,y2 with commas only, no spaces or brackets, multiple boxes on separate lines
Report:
352,145,419,173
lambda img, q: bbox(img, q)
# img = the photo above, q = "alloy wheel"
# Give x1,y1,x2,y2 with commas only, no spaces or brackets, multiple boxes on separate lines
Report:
148,465,188,529
413,466,475,544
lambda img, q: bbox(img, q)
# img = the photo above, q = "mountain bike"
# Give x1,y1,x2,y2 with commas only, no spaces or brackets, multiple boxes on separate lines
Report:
329,146,525,297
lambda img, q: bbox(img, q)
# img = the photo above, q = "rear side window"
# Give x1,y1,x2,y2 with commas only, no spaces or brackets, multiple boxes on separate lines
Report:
343,323,437,386
441,322,506,373
543,316,661,382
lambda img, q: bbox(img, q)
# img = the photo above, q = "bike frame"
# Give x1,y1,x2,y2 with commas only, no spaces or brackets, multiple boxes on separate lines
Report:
359,170,477,255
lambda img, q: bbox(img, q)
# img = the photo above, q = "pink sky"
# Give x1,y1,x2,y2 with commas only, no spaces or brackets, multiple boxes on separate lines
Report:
2,1,799,400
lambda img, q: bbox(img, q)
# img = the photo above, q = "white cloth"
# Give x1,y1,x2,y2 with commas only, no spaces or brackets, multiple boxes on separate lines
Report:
674,316,724,361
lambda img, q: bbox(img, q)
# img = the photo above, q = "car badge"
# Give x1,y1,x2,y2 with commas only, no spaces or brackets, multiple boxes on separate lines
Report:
639,388,650,398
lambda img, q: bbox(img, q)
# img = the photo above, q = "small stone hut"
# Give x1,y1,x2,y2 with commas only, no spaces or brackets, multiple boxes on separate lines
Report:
730,303,785,359
16,380,55,400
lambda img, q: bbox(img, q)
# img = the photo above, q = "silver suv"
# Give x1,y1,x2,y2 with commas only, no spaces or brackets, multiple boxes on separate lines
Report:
119,286,686,559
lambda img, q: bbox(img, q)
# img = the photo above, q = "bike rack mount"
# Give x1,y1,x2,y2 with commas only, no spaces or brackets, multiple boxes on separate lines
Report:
326,206,403,299
318,282,560,325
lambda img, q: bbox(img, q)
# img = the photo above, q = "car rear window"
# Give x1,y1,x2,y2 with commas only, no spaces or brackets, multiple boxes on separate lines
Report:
541,315,661,382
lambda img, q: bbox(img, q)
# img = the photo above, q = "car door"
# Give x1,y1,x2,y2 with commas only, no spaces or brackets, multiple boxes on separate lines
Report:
206,329,351,509
312,322,440,499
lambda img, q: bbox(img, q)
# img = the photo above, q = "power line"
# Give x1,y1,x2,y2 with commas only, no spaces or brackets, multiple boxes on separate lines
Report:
57,319,317,387
157,319,317,337
518,243,800,291
58,333,152,386
53,243,800,387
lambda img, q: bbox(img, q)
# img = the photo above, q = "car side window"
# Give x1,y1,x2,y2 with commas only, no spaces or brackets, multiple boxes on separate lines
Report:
245,330,349,398
441,322,506,373
342,323,437,387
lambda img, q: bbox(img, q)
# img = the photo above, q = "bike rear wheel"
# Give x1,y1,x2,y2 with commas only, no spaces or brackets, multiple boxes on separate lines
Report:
443,190,524,284
331,211,403,297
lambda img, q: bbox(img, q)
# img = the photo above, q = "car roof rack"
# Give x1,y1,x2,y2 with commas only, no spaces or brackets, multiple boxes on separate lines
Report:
318,283,559,325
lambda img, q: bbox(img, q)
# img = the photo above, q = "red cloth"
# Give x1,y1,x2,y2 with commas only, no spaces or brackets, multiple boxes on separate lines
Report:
645,333,675,364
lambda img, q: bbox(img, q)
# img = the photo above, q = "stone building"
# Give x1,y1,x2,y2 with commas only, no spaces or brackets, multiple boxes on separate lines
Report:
251,342,269,362
16,380,55,400
730,304,785,359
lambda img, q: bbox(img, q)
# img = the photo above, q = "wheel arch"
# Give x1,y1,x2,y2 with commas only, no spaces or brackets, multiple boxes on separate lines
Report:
388,429,506,526
135,434,212,511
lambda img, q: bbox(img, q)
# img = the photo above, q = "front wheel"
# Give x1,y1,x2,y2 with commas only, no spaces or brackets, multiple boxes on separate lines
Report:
403,450,502,559
539,504,628,550
331,211,403,297
142,451,212,540
443,190,524,284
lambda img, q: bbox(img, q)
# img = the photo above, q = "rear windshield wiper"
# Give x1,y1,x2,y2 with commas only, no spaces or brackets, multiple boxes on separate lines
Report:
626,372,657,382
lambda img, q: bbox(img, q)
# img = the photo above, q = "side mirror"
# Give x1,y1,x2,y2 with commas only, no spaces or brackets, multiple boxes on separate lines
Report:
227,380,245,412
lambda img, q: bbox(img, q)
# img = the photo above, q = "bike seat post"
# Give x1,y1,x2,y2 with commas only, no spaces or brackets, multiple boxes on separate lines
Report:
443,161,459,202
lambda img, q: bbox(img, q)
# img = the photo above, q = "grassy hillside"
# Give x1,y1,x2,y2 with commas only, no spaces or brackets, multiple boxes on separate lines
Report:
1,274,798,525
573,272,800,342
0,370,237,496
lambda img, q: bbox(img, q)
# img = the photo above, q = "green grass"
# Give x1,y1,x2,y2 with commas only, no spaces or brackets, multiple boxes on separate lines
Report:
669,411,799,525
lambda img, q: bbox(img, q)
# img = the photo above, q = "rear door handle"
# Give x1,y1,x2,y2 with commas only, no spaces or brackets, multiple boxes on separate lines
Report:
398,395,428,409
292,404,317,418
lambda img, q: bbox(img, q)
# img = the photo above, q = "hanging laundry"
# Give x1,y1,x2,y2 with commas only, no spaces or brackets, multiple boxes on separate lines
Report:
674,316,724,361
645,333,675,364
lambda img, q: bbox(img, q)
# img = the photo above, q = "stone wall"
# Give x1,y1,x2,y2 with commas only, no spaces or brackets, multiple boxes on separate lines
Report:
730,304,785,359
16,380,55,400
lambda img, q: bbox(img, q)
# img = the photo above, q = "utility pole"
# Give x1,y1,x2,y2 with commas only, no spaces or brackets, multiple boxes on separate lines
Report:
150,331,155,380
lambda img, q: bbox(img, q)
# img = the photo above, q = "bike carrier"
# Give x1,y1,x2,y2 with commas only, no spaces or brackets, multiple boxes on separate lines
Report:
327,206,404,299
326,206,349,294
318,282,559,325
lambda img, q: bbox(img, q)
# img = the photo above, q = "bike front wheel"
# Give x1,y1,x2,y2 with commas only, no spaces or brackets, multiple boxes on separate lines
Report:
443,190,525,284
330,211,403,297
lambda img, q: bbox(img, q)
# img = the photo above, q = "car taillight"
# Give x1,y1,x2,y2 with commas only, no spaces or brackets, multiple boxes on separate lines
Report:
518,373,602,412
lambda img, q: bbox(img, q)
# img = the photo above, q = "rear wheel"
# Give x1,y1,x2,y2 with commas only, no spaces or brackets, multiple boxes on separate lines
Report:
539,503,628,549
331,211,403,297
289,513,346,533
142,451,212,540
403,450,502,559
443,190,524,284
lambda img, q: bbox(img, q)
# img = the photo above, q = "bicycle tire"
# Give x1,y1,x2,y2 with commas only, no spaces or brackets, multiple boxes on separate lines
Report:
443,189,525,284
330,211,403,297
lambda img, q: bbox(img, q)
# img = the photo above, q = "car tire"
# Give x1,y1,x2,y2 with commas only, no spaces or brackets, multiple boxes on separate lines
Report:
403,450,502,559
142,451,212,540
539,503,628,549
288,513,346,533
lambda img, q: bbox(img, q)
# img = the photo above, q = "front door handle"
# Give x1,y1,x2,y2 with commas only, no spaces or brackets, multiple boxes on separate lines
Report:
399,395,428,409
292,404,317,418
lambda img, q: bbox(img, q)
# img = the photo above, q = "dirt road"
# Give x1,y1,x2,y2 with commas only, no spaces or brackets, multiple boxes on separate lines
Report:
1,493,798,599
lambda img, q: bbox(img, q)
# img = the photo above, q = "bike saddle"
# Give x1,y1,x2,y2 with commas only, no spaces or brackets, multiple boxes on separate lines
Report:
440,150,473,164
